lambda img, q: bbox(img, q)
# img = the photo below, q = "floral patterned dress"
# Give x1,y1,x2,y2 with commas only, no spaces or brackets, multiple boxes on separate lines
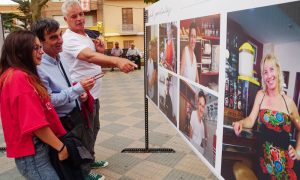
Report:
257,95,297,179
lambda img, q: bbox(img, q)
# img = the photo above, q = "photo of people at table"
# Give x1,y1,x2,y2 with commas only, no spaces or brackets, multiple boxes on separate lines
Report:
158,71,178,126
180,16,220,92
179,79,218,166
222,1,300,179
159,22,177,73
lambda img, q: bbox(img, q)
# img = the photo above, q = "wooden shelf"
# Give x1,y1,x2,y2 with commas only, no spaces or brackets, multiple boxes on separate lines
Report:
224,107,244,121
202,36,220,41
180,36,219,42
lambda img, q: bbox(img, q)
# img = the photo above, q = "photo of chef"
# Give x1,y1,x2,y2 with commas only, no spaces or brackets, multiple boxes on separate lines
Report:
159,22,177,73
158,70,178,126
222,1,300,179
146,25,158,105
180,15,220,92
179,79,218,166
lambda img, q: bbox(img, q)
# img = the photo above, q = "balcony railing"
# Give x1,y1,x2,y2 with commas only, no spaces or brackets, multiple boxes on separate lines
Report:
119,24,141,34
104,24,143,36
122,24,134,31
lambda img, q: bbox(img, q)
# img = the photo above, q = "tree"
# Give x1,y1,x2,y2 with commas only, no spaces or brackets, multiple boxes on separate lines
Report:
2,13,21,31
12,0,31,29
11,0,49,29
30,0,49,22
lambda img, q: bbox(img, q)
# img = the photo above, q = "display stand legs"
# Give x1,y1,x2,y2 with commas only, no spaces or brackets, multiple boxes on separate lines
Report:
121,98,175,153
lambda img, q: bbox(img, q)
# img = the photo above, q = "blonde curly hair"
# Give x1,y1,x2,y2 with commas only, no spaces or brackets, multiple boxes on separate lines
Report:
260,54,284,93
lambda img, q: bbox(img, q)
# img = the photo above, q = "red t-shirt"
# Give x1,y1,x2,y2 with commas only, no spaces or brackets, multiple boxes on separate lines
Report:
0,69,66,158
165,40,173,66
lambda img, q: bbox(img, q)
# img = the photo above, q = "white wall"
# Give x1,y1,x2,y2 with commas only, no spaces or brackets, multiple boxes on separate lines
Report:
264,41,300,97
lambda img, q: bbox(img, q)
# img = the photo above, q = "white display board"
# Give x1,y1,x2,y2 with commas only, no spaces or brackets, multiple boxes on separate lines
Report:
145,0,300,179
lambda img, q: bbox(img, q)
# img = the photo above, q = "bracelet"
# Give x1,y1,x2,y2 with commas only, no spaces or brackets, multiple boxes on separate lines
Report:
58,144,65,153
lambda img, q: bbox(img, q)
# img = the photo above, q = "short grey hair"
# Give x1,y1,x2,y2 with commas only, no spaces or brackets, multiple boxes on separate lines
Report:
61,0,81,17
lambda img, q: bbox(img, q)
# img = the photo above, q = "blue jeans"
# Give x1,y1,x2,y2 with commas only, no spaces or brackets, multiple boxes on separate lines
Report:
15,138,59,180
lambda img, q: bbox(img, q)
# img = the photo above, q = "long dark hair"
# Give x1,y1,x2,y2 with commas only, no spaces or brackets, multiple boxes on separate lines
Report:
0,30,48,98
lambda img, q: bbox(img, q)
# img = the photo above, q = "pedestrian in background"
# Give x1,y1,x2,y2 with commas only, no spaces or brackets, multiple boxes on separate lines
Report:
110,41,123,71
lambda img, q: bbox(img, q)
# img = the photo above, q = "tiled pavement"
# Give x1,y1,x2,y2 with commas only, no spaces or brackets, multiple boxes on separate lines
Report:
0,67,217,180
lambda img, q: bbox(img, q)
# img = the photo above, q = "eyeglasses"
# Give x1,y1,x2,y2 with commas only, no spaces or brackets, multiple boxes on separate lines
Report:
33,44,43,51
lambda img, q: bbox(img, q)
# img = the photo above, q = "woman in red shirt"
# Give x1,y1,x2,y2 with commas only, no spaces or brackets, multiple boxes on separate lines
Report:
0,30,68,179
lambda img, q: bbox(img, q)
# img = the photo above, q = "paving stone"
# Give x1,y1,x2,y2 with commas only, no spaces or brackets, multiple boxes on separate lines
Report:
101,123,128,134
105,153,142,174
100,135,133,151
142,131,174,146
0,67,217,180
100,113,123,121
164,169,205,180
146,151,185,168
0,168,25,180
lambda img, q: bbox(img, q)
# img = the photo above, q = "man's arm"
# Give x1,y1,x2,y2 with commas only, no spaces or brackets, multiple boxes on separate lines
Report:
77,47,136,73
37,69,85,107
38,68,95,107
51,85,84,107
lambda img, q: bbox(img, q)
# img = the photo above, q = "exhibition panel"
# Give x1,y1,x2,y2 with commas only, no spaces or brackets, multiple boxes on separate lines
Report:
146,0,300,179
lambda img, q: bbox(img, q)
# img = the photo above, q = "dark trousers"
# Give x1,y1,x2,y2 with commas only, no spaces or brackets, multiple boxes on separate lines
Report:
89,99,100,161
60,108,93,176
127,56,141,69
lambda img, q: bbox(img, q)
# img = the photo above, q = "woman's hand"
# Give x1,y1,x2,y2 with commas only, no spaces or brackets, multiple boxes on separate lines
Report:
232,121,243,136
58,145,69,161
288,145,300,160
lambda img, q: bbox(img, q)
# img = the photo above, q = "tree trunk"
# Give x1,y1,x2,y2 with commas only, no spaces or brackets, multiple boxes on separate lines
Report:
30,0,49,22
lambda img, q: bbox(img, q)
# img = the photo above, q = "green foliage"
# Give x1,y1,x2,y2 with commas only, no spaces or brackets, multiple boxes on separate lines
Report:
2,13,21,31
13,0,31,15
4,0,49,30
10,0,32,29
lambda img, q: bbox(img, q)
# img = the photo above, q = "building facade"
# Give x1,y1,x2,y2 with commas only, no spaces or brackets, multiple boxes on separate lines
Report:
102,0,146,52
1,0,148,53
42,0,147,53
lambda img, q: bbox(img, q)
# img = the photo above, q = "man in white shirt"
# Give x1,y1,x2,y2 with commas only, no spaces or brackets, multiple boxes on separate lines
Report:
110,41,123,71
126,43,141,69
189,90,207,154
60,1,136,179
